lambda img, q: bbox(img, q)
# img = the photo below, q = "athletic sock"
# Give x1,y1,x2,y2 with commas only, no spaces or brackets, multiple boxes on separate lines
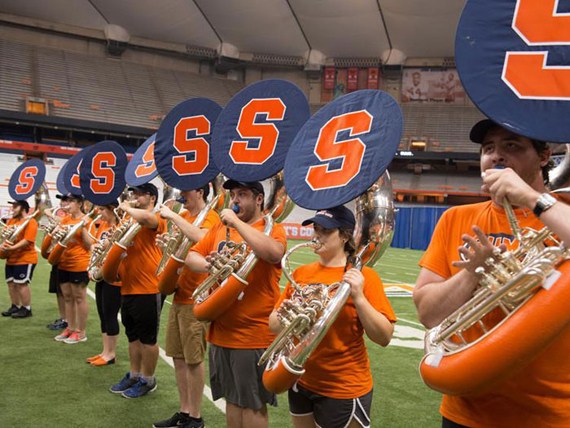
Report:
142,375,155,386
24,306,31,310
131,372,141,380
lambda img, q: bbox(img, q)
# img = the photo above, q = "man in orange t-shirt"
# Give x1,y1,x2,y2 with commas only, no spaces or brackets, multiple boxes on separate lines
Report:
270,206,396,428
1,200,38,319
153,183,220,428
414,119,570,427
109,182,167,399
186,180,286,428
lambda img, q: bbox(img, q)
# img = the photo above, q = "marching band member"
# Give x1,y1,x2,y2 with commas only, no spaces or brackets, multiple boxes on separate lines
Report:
1,200,38,319
109,183,167,398
53,194,93,344
414,120,570,427
185,180,286,428
44,206,68,331
86,201,122,367
153,184,220,428
269,206,396,428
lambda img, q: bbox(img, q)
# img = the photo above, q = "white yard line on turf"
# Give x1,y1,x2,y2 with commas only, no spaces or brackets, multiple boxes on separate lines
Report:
85,287,226,414
396,317,424,328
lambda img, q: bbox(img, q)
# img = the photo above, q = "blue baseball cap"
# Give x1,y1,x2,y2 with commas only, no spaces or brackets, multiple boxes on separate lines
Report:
302,205,355,230
128,182,158,199
223,179,264,195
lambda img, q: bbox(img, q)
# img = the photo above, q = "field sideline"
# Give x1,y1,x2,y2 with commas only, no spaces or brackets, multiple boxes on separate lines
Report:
0,243,443,427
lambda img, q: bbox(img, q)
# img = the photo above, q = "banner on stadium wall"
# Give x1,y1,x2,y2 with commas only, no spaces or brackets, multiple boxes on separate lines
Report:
347,68,359,90
401,69,465,103
367,68,380,89
323,67,335,90
281,223,314,240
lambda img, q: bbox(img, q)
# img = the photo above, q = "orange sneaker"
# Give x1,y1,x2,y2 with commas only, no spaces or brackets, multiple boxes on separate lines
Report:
86,354,102,363
54,328,72,342
91,357,116,366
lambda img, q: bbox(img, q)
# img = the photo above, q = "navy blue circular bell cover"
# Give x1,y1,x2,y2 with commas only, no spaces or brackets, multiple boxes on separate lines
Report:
284,90,402,210
125,133,158,186
79,140,128,205
456,0,570,143
155,98,222,190
63,148,88,196
8,159,46,201
212,79,310,182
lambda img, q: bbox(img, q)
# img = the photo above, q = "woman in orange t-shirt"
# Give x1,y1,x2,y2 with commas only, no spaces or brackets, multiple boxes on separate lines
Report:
86,201,122,366
269,205,396,428
52,194,93,344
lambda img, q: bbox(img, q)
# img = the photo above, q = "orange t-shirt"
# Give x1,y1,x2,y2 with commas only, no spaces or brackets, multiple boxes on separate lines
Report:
191,219,287,349
276,263,396,399
91,220,121,287
173,209,220,305
118,212,167,295
5,217,38,265
58,215,92,272
419,200,570,427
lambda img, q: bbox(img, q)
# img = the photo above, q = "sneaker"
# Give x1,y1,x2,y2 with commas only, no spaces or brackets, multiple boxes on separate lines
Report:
2,304,19,317
180,417,205,428
11,307,32,318
54,328,72,342
121,378,157,399
47,319,68,330
64,330,87,344
152,412,186,428
110,372,139,394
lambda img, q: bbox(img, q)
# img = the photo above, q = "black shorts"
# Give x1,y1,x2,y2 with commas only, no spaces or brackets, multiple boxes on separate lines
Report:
121,294,162,345
57,269,89,286
48,265,61,294
288,383,373,428
209,345,277,410
442,417,471,428
5,264,36,284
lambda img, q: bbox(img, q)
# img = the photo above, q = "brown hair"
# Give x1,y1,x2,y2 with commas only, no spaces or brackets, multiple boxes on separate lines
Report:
531,140,553,187
339,227,356,270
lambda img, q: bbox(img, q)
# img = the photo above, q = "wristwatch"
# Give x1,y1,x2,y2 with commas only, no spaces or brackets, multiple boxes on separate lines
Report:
532,193,557,217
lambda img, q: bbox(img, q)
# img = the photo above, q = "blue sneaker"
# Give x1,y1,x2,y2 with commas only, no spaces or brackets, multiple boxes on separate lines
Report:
110,372,138,394
121,378,157,398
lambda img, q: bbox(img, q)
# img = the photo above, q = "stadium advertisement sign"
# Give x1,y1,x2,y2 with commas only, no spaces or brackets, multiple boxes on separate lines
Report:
401,69,466,103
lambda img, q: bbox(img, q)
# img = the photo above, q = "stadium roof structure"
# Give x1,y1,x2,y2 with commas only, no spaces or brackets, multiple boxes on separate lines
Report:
0,0,465,65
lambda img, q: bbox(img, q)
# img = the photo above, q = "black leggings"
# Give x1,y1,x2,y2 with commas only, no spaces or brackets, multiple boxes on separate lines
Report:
95,281,122,336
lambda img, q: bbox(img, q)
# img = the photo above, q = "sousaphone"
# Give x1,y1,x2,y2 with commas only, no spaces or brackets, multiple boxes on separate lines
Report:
101,133,158,283
260,90,403,393
1,159,50,259
152,97,225,293
77,140,128,281
191,79,310,322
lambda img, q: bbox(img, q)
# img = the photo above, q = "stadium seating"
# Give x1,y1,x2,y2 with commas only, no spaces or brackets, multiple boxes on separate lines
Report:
401,103,485,153
0,39,245,129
